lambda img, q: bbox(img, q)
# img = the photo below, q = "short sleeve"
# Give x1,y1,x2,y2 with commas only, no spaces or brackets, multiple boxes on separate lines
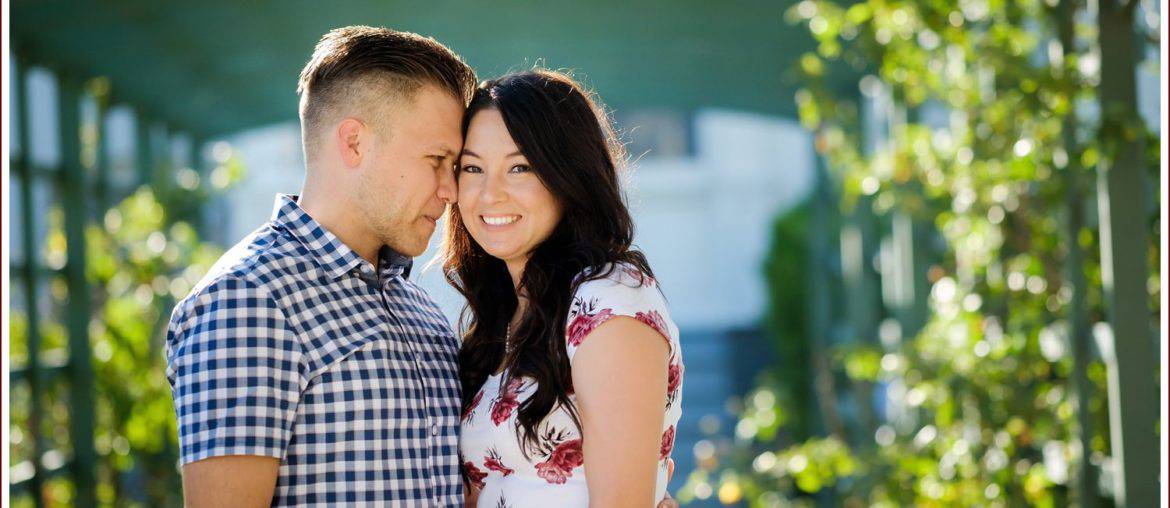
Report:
165,275,304,465
564,265,676,363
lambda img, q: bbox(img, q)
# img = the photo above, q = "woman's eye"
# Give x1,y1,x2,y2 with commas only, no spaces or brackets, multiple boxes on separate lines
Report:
461,165,483,174
509,164,531,173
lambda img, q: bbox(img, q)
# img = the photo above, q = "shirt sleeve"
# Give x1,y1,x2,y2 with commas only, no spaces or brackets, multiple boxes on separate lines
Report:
564,265,676,364
165,275,304,465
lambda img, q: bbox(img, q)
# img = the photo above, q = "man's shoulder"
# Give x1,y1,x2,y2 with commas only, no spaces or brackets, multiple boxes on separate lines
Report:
171,224,307,323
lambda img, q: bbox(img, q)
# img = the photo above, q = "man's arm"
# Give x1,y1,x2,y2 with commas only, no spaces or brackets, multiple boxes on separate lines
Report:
182,456,281,508
166,276,303,506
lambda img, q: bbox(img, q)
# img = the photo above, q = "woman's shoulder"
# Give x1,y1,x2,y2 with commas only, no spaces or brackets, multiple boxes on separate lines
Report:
566,262,675,353
572,262,661,297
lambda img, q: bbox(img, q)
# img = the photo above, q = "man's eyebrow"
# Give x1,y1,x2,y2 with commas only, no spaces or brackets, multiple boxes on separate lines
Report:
430,145,456,158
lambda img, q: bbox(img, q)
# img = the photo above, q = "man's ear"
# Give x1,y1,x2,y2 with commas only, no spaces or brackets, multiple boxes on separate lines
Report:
336,118,365,168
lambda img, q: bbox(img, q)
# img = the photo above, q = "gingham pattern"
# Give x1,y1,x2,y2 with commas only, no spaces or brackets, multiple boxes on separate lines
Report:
166,194,462,506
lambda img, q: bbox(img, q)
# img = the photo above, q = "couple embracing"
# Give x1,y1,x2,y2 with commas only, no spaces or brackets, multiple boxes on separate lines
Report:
165,26,684,507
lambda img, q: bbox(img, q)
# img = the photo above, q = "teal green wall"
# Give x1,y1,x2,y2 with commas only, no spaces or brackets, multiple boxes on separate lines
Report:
13,0,814,137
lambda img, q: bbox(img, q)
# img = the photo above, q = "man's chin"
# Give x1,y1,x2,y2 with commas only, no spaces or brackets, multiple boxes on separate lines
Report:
397,243,427,258
381,238,427,259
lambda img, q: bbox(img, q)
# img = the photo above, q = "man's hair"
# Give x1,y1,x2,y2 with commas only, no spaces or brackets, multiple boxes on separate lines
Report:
297,26,476,161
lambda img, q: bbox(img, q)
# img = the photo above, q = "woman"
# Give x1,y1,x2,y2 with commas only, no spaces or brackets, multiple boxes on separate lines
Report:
442,70,684,507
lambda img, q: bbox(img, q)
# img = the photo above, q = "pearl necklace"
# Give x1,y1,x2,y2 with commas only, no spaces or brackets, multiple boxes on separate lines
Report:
504,325,515,356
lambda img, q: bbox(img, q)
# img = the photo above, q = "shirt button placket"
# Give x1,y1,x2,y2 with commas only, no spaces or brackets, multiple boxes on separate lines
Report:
381,276,439,501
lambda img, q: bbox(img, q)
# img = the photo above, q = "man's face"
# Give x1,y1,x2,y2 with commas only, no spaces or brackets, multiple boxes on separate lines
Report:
354,85,464,258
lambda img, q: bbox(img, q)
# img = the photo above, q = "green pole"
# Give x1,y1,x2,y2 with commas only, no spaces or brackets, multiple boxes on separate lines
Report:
890,212,928,337
14,55,47,508
840,196,879,444
1054,1,1099,505
93,83,111,214
135,111,154,187
58,73,98,508
1094,1,1158,506
809,138,845,440
191,137,208,235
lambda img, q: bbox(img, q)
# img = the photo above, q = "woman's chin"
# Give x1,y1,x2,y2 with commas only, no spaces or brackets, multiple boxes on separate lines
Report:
480,245,519,263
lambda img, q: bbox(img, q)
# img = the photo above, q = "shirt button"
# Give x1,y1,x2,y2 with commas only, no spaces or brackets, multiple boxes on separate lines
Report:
431,424,439,436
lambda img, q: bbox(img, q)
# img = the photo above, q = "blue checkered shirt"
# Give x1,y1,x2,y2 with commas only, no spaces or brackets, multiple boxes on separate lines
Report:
166,194,463,506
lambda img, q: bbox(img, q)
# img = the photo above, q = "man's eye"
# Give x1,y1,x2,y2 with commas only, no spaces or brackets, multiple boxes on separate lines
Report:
509,164,531,173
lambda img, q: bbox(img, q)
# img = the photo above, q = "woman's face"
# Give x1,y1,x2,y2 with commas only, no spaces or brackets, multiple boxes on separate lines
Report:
457,108,562,268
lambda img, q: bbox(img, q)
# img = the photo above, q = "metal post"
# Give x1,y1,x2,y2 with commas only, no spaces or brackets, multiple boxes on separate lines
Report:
1094,1,1159,506
57,73,98,508
14,56,48,508
191,137,208,235
840,196,879,442
890,212,927,337
135,111,153,187
1065,142,1099,508
92,83,111,214
1053,1,1098,504
809,138,845,440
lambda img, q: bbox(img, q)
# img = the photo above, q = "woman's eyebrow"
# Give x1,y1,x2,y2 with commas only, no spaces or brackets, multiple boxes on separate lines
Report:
459,150,524,159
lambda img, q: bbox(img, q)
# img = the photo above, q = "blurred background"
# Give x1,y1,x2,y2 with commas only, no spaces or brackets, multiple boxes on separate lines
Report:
4,0,1163,506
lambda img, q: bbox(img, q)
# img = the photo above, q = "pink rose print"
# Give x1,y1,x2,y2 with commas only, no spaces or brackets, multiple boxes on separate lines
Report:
621,266,658,287
659,426,676,460
484,449,515,476
566,308,614,347
463,390,484,421
535,438,584,484
666,358,683,397
463,461,487,490
634,310,670,341
490,377,525,425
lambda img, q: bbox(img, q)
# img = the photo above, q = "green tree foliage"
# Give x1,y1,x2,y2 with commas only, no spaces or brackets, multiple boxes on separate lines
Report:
10,153,244,506
681,0,1158,506
763,203,815,443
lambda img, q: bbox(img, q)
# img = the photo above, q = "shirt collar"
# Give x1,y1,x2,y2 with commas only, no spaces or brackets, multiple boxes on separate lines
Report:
269,194,413,281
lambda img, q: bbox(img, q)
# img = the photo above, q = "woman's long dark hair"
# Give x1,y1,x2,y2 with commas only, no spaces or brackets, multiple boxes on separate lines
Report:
442,69,653,456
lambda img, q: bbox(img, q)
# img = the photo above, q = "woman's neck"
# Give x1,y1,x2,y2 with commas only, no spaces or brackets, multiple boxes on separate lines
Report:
505,255,528,291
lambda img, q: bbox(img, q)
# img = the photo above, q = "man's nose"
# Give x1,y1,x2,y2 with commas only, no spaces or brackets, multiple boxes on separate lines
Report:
437,164,458,204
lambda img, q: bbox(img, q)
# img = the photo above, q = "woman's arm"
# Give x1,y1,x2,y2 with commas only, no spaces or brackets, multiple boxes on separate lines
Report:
572,316,670,508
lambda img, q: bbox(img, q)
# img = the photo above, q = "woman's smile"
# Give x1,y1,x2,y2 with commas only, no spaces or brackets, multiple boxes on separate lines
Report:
481,214,521,227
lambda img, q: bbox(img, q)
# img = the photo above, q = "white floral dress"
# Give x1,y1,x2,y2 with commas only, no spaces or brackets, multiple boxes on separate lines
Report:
459,265,684,507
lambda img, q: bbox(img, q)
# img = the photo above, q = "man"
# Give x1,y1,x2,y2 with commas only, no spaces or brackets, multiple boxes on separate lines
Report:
167,26,681,507
166,26,474,506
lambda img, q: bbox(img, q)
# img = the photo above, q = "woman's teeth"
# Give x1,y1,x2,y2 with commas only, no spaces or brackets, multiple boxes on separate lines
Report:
482,215,520,226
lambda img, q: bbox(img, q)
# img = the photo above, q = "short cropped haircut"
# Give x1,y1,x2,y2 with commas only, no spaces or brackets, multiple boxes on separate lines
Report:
297,26,476,161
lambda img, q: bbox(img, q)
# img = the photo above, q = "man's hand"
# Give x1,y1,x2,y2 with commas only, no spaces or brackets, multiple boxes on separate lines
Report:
182,455,280,508
656,458,680,508
464,479,480,508
657,492,681,508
